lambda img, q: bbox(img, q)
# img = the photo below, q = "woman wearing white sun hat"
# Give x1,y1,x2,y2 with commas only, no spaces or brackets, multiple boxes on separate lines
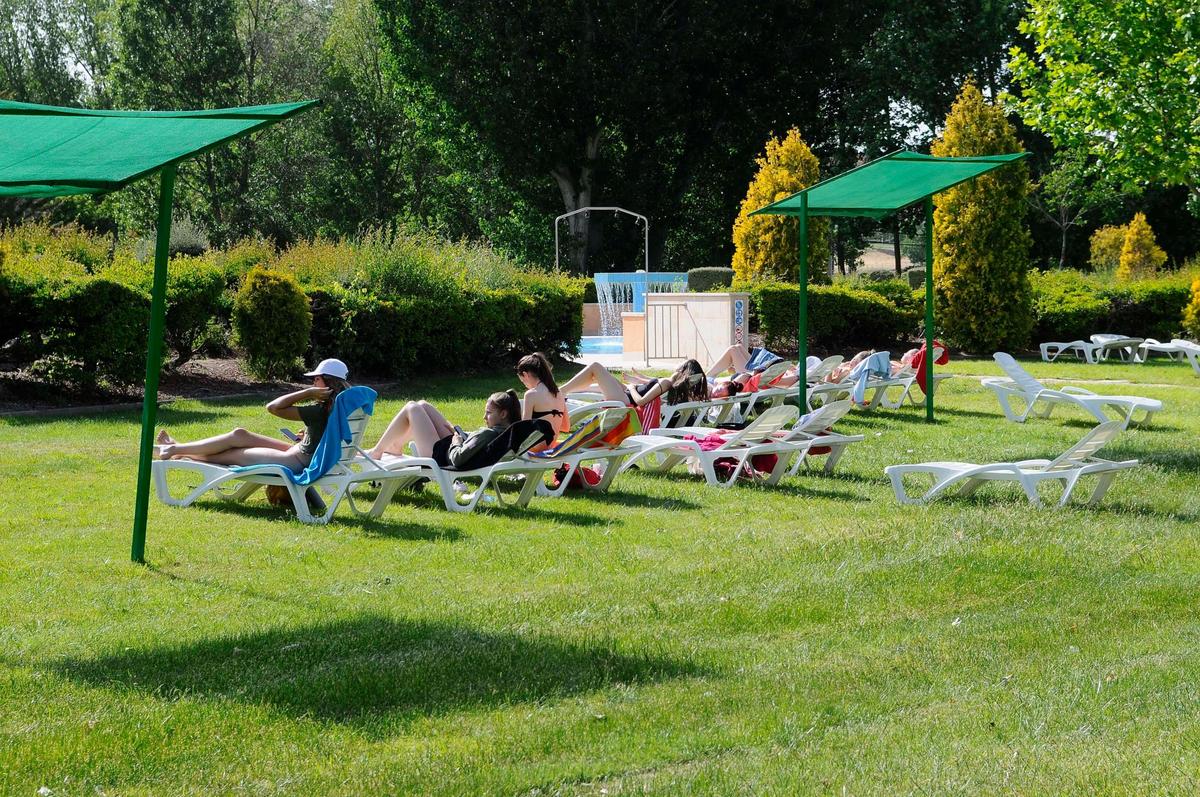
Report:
154,358,352,468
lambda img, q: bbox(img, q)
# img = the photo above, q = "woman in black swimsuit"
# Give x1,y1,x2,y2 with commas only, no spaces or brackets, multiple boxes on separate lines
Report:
516,352,569,439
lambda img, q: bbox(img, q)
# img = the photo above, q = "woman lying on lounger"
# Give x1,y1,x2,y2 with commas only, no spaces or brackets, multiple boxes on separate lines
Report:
366,390,522,469
559,358,710,409
516,352,570,437
155,358,351,468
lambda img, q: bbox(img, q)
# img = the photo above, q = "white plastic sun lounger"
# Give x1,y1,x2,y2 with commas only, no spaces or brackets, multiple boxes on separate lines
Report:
153,409,397,524
528,407,643,497
983,353,1161,428
885,420,1137,507
617,405,805,487
770,399,864,475
1089,334,1144,362
1173,339,1200,375
1040,339,1100,363
1135,338,1185,362
365,421,559,514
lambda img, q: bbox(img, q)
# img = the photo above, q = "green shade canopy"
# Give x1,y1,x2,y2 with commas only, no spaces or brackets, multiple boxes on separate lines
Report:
750,150,1028,220
748,148,1029,424
0,98,315,564
0,99,316,198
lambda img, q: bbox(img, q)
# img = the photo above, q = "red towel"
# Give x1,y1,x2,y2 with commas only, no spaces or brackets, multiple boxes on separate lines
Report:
912,340,950,393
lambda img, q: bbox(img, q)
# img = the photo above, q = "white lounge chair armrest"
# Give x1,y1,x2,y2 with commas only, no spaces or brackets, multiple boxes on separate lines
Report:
1060,386,1098,396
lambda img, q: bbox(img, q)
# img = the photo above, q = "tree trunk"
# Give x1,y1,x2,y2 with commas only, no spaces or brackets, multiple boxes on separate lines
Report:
893,217,902,276
550,129,601,273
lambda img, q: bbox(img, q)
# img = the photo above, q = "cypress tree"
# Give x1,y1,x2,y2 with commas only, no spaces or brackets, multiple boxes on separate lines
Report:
732,128,830,285
931,82,1032,352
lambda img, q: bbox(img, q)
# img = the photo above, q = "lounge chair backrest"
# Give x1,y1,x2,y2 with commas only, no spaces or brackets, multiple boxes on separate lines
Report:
756,360,793,387
807,355,843,383
994,352,1045,394
460,419,554,470
1045,420,1124,471
796,399,852,433
340,410,370,461
720,405,799,447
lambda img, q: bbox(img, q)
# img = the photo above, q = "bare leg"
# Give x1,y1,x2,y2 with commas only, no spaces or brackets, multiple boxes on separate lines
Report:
558,362,630,403
369,401,454,458
706,344,751,377
158,428,290,460
181,446,307,467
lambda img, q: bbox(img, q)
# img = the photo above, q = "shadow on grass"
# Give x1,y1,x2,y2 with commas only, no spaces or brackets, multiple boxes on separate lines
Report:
53,614,705,733
553,489,703,511
183,501,464,542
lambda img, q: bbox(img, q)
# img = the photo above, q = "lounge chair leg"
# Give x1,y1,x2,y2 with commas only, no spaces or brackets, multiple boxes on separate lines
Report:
1086,473,1118,506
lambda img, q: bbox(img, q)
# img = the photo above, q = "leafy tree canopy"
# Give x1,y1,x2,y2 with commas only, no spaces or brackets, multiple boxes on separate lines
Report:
1009,0,1200,212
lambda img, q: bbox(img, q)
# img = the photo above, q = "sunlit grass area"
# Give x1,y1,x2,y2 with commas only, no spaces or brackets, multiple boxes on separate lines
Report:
2,357,1199,795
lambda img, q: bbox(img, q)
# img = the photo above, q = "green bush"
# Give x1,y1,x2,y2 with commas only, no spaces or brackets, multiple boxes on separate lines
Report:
1029,269,1194,343
29,273,149,389
751,282,915,352
233,268,312,380
687,267,735,292
854,278,923,328
102,254,228,368
0,222,111,273
1100,280,1191,341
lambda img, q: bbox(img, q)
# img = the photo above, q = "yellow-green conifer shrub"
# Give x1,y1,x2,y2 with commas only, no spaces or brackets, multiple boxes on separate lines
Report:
1181,278,1200,339
732,128,830,284
1089,224,1127,273
930,81,1033,352
1116,212,1167,280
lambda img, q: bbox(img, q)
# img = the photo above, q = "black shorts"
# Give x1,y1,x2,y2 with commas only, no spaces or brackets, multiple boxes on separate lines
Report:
431,434,454,467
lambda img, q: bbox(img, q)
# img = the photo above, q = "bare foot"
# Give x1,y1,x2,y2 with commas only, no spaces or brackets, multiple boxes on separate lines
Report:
154,444,174,460
156,429,177,446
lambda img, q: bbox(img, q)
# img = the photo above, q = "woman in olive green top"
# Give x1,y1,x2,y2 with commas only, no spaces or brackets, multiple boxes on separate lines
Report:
155,358,351,469
367,390,521,469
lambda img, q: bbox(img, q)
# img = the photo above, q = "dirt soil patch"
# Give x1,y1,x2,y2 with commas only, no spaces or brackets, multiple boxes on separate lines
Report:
0,359,306,415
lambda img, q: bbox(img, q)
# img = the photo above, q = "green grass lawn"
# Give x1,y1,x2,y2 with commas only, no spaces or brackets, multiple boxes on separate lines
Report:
3,357,1199,795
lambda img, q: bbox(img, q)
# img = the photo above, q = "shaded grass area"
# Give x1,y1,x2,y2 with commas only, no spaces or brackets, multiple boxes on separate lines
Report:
2,358,1199,794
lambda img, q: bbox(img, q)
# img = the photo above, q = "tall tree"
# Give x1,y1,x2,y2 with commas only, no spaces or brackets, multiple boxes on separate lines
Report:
0,0,85,104
111,0,245,239
932,81,1032,352
372,0,851,271
1010,0,1200,213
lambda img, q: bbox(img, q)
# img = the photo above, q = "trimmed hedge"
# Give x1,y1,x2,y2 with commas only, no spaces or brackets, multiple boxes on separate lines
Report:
1030,270,1194,343
687,267,735,292
1,224,584,388
750,282,914,352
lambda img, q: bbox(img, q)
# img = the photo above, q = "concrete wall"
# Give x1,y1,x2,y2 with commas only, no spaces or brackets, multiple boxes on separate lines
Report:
582,303,601,336
644,292,749,366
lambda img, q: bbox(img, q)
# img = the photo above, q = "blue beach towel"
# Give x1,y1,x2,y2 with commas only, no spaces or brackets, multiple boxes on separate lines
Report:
231,385,377,485
848,352,891,405
745,346,785,373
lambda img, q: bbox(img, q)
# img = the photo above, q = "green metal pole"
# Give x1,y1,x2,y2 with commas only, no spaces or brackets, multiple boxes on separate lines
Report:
797,195,809,406
924,196,935,423
131,165,176,563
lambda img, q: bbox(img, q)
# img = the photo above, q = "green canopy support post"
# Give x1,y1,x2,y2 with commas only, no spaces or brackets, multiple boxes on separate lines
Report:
797,194,809,404
924,196,935,423
131,164,176,564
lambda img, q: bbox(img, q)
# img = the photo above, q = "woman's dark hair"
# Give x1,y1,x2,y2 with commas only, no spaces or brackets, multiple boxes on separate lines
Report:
318,375,352,415
487,389,521,426
516,352,558,396
666,359,708,404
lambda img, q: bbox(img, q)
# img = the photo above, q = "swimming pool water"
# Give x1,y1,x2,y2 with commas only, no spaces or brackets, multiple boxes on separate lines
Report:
580,335,623,354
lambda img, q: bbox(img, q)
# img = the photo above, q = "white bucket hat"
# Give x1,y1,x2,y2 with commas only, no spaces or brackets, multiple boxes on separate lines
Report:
304,358,349,380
